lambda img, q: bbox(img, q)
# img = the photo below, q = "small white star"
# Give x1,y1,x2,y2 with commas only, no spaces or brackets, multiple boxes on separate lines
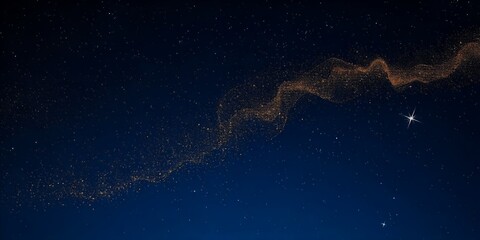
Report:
402,108,421,128
381,222,386,227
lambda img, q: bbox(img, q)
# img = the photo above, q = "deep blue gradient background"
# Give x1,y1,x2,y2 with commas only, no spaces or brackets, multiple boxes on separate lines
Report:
1,0,480,239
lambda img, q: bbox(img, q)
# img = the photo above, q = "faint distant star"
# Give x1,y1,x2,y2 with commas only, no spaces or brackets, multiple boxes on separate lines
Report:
381,222,386,227
403,108,421,128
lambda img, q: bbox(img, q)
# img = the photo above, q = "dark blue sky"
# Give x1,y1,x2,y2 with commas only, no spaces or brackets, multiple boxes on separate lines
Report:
1,0,480,239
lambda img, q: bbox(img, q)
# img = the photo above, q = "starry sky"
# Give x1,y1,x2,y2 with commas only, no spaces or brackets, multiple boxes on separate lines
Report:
1,0,480,239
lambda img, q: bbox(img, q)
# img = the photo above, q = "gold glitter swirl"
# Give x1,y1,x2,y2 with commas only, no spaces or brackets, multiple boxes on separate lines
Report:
41,41,480,201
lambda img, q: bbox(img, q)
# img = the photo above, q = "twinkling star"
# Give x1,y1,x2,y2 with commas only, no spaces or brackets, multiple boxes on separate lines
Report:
402,108,421,128
381,222,386,228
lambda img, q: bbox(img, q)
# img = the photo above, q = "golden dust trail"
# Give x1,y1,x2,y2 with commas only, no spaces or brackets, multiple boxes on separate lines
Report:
50,41,480,201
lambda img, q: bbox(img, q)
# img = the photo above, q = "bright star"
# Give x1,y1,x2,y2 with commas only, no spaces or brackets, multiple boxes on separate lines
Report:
381,222,386,227
402,108,420,128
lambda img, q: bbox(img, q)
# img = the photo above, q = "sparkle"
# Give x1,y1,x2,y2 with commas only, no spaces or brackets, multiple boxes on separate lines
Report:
403,108,421,128
381,222,386,227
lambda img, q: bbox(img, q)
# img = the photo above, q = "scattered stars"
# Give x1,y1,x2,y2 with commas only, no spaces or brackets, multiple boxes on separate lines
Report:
0,2,478,239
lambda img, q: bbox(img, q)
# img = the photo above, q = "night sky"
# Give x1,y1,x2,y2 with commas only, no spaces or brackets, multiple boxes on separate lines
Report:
1,0,480,239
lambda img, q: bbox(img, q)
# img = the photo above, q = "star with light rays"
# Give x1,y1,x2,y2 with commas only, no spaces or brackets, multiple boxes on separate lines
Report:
402,108,421,128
